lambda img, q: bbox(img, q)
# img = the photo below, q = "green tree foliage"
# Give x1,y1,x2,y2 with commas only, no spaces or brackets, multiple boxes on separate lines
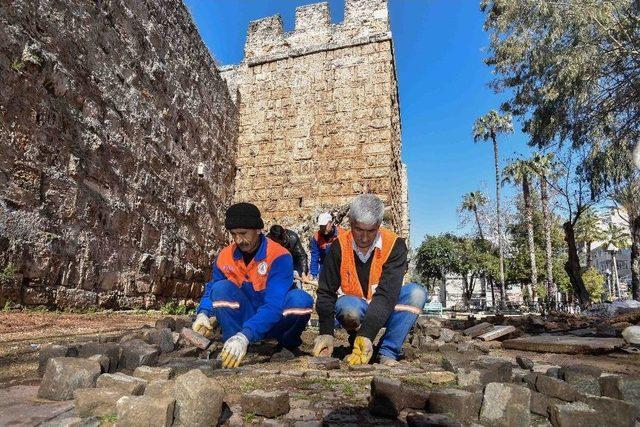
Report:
460,191,489,240
481,0,640,148
574,207,607,268
582,267,606,302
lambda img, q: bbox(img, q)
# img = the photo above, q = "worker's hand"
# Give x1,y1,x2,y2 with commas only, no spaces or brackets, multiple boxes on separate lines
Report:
312,334,334,357
218,333,249,368
346,336,373,366
192,313,214,339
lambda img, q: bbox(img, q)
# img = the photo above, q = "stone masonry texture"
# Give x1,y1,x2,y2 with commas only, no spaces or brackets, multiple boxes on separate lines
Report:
0,0,238,309
222,0,410,238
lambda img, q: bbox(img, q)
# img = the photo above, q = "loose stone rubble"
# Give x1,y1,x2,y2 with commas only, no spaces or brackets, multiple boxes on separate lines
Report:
3,312,638,426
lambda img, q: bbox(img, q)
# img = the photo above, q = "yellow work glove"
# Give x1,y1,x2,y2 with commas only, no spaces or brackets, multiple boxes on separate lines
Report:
192,313,216,339
346,336,373,366
312,334,335,357
218,332,249,368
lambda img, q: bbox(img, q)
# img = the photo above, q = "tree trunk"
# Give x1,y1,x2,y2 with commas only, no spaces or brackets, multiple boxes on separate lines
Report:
492,138,506,307
523,177,538,301
586,241,593,269
490,278,496,311
632,216,640,301
612,253,621,299
563,221,591,306
474,208,485,240
540,176,555,307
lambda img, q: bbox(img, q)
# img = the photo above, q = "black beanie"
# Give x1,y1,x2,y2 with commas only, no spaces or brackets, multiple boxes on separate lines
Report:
225,202,264,230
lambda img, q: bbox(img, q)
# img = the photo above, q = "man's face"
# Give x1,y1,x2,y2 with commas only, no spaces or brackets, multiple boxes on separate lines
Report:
319,221,334,235
229,228,261,253
350,221,380,251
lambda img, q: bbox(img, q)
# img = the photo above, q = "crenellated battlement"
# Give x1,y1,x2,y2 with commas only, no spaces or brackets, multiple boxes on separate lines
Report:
242,0,390,64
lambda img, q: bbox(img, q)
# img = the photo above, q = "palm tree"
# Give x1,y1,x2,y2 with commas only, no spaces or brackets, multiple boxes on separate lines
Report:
603,220,631,299
473,110,513,308
574,207,606,269
460,191,489,240
531,153,559,308
503,158,538,304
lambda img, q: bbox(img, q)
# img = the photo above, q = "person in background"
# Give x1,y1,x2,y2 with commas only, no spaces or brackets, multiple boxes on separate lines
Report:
267,224,309,287
309,212,343,281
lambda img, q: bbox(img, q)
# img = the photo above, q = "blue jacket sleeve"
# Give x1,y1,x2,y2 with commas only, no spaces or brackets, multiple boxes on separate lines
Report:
309,237,320,277
196,256,227,316
241,253,293,342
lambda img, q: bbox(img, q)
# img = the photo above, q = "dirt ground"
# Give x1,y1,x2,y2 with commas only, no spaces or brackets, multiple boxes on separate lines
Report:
0,311,162,385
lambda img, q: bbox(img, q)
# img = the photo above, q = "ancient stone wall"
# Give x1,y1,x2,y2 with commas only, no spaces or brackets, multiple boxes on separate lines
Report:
222,0,409,238
0,0,238,309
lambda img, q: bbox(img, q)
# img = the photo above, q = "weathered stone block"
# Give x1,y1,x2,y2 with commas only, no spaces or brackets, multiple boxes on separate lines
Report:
535,374,582,402
403,387,429,410
118,339,159,370
578,394,636,426
549,402,598,427
144,379,175,398
116,395,175,427
426,389,482,425
406,412,462,427
38,357,102,401
155,317,176,331
38,344,78,377
439,328,455,343
479,382,531,427
179,327,210,350
133,366,174,382
368,376,404,418
515,356,534,370
74,388,123,418
76,342,121,373
559,365,601,396
87,354,110,373
530,390,563,417
306,357,340,370
146,328,175,353
242,390,290,418
173,369,224,426
96,373,147,396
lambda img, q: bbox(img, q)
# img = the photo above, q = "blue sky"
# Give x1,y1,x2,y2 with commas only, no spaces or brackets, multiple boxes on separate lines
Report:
184,0,532,247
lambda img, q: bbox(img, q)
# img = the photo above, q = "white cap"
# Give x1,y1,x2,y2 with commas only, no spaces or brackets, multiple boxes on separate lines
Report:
317,212,332,226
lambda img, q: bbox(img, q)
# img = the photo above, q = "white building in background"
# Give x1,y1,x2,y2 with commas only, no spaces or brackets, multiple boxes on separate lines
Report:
587,208,632,298
435,275,523,310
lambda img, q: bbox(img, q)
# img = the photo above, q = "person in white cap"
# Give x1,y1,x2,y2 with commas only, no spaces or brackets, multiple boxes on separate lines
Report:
308,212,344,281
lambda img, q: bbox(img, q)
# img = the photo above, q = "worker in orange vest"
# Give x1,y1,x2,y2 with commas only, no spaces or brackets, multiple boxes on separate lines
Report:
308,212,343,281
312,194,428,366
193,203,313,368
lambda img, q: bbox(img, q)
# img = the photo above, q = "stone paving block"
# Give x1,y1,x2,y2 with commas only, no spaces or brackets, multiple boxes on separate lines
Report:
116,395,175,427
0,385,74,426
118,339,159,370
406,412,462,427
457,368,483,391
38,357,102,401
463,322,494,338
144,379,175,398
242,390,290,418
559,365,602,396
174,315,193,331
502,335,624,354
516,356,534,370
173,369,224,426
478,325,516,341
548,401,599,427
479,382,531,427
535,374,582,402
471,356,512,385
425,371,456,384
155,317,176,331
530,390,563,417
133,365,174,381
306,356,340,370
76,342,121,373
599,373,640,415
38,344,78,377
179,327,211,350
174,346,200,358
368,376,404,418
440,328,455,343
578,394,637,426
147,327,175,353
403,387,429,410
426,388,482,425
270,348,296,362
74,388,123,418
97,372,147,396
87,354,110,373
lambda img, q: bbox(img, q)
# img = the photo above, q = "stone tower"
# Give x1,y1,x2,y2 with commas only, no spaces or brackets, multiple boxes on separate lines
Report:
221,0,409,237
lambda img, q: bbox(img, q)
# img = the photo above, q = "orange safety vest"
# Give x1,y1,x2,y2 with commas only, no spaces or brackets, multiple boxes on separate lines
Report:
314,226,345,251
337,227,398,301
215,237,290,292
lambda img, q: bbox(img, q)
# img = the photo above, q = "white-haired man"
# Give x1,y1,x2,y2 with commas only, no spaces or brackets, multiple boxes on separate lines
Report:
313,194,428,366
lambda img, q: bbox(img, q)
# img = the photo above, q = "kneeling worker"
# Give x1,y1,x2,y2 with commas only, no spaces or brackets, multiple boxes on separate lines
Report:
193,202,314,368
313,194,428,366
